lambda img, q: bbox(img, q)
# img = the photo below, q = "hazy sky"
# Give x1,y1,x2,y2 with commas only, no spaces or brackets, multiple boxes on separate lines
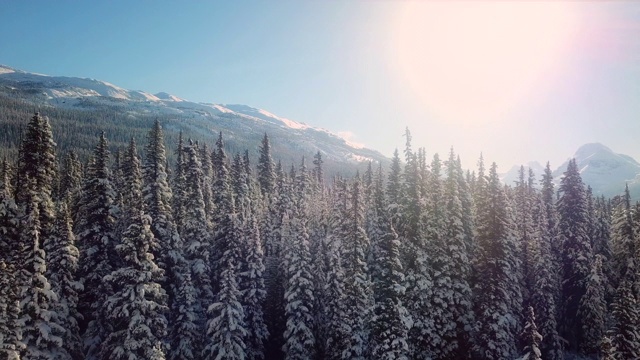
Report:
2,1,640,171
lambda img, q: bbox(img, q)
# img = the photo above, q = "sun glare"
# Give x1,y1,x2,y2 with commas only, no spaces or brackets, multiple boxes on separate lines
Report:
391,2,577,127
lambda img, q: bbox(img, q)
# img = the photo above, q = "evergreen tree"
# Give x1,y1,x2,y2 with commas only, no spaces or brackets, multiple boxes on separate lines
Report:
240,214,269,360
257,133,275,197
0,159,20,360
529,195,563,360
142,120,178,277
47,202,83,360
19,183,68,359
282,205,316,360
369,165,409,360
341,175,372,360
519,306,542,360
171,132,187,235
100,143,168,359
15,113,57,238
578,254,607,356
202,256,247,360
472,162,521,359
181,142,213,334
558,159,592,350
611,184,635,288
58,151,83,206
610,278,640,359
168,268,199,360
76,133,119,359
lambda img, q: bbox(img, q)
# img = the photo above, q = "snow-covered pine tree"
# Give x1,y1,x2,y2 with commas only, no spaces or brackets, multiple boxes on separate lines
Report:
557,158,593,351
610,278,640,359
385,149,402,230
100,143,168,360
519,306,542,360
397,130,432,359
168,267,199,360
58,150,83,207
257,133,275,197
282,162,316,360
239,212,269,360
611,184,635,289
600,335,615,360
342,175,372,360
202,256,247,360
529,194,563,360
171,131,187,235
15,112,57,240
0,259,21,360
578,254,607,356
369,164,409,360
472,162,522,359
424,152,457,359
76,133,119,359
200,142,215,222
0,159,20,360
441,149,474,359
47,201,83,360
319,178,349,360
143,120,179,280
19,180,68,359
180,141,213,339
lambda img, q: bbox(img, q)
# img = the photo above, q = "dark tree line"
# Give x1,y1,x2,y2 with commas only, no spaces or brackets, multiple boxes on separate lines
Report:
1,114,639,359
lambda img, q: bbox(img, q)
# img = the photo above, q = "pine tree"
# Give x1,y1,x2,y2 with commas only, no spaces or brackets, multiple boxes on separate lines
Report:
578,254,607,356
519,306,542,360
341,175,372,360
472,162,522,359
15,113,57,238
611,184,635,288
282,201,316,360
0,160,20,360
100,146,168,360
142,120,178,278
19,182,68,359
240,214,269,360
47,202,83,360
76,133,119,359
202,257,247,360
529,195,563,360
600,335,615,360
257,133,275,197
168,268,199,360
181,141,213,335
172,132,187,235
610,278,640,359
557,159,592,351
58,151,83,206
369,165,409,360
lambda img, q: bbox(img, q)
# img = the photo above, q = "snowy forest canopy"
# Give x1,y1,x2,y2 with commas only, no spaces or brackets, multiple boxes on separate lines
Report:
1,113,639,360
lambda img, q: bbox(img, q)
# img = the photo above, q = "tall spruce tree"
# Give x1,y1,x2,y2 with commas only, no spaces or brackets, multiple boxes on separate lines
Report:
257,133,275,197
100,137,168,360
76,133,119,359
557,158,592,351
578,254,607,356
369,165,409,360
472,162,522,359
47,202,83,360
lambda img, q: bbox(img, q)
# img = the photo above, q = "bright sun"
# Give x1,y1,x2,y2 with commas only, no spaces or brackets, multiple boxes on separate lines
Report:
391,2,576,126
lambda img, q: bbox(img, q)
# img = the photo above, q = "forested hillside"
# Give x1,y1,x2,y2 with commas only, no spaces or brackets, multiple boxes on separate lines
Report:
1,113,639,359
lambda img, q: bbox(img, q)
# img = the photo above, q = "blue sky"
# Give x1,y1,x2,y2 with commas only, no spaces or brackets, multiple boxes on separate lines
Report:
2,1,640,172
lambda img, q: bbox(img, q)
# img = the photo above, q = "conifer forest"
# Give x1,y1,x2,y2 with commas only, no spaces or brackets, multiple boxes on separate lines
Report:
3,112,640,360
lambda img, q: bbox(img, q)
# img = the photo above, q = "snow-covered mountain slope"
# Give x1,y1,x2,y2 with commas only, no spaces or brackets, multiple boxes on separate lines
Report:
552,143,640,199
0,64,387,172
503,143,640,200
